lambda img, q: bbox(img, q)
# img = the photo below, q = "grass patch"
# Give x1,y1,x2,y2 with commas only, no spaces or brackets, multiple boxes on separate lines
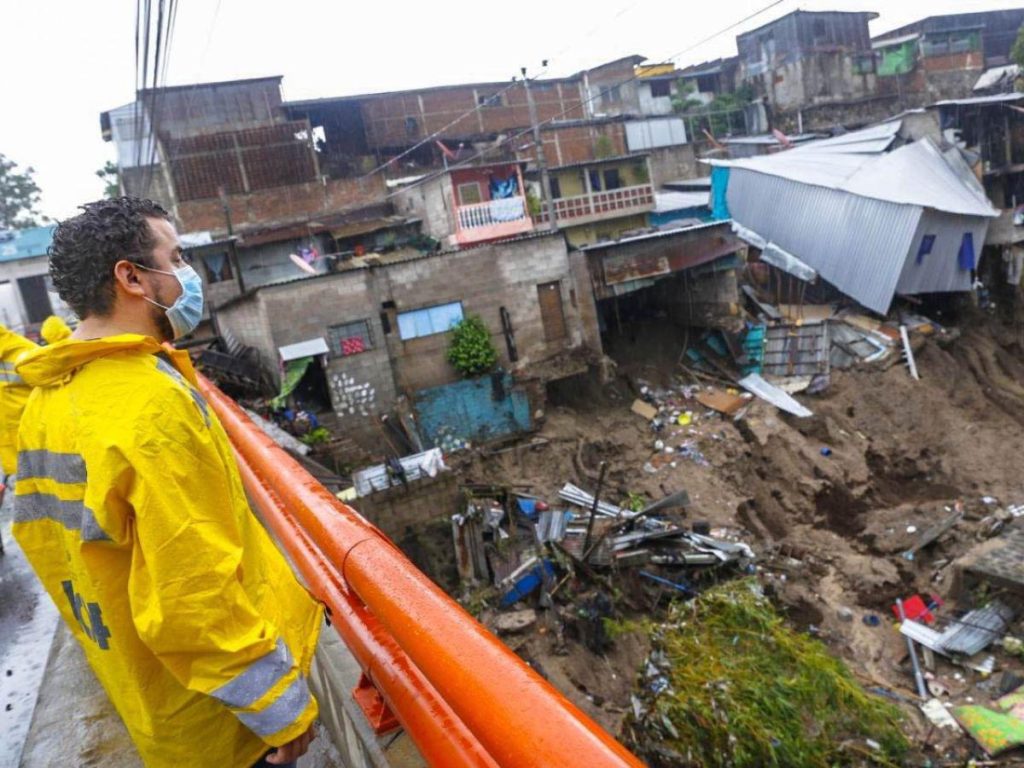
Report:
628,579,908,767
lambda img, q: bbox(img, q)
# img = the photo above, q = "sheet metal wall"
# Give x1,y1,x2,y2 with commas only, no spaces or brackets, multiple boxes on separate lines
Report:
895,209,987,296
726,168,921,313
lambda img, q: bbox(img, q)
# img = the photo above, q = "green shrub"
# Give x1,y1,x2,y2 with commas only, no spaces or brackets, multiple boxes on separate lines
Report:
447,315,498,377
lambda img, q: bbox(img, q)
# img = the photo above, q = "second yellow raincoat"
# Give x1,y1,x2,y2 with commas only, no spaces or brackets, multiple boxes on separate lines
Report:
0,325,38,475
12,335,322,768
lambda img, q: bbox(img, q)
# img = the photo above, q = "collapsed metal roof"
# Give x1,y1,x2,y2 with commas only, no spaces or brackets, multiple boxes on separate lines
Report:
712,120,997,314
713,122,997,218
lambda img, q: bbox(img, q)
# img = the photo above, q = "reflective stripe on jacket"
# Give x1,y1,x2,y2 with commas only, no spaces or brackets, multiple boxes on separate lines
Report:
12,335,322,767
0,325,38,475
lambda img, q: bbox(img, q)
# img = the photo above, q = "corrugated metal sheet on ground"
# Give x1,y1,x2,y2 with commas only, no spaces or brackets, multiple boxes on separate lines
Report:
352,448,445,497
939,601,1014,656
763,324,830,377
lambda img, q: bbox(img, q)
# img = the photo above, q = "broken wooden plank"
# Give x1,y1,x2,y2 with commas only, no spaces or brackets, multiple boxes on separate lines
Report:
696,389,747,415
631,399,658,421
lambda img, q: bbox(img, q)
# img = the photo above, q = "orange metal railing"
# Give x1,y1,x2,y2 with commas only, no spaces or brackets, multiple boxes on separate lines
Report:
198,376,645,768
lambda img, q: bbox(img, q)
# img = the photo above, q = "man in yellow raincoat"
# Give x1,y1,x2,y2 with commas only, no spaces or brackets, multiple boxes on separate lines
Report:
0,323,37,555
13,197,321,768
39,314,72,344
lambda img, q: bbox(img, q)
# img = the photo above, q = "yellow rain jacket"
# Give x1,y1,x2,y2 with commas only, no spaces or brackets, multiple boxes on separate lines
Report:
0,325,38,475
12,335,323,768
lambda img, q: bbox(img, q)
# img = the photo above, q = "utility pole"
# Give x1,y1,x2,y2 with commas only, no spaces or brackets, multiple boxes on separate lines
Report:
522,65,558,232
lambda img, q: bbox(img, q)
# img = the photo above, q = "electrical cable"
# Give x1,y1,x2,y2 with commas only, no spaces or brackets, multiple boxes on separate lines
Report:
383,0,789,202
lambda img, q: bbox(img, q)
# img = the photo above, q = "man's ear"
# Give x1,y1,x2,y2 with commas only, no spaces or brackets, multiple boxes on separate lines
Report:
112,260,148,298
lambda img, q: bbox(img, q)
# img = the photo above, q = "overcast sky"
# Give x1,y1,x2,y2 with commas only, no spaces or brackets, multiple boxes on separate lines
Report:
2,0,1021,221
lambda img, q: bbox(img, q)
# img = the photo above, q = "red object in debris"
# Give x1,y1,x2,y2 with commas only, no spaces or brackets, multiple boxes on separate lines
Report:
893,594,937,624
340,337,365,356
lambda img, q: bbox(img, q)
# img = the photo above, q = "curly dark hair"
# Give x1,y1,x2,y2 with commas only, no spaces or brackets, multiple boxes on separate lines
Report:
49,196,170,318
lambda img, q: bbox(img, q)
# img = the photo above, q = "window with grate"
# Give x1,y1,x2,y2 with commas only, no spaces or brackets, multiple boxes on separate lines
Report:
328,319,373,358
457,182,482,205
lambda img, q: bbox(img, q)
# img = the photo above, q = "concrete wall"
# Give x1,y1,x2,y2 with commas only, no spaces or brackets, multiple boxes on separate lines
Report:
215,232,596,434
381,234,585,392
637,82,677,116
392,175,454,242
0,255,55,331
352,473,458,542
647,144,700,187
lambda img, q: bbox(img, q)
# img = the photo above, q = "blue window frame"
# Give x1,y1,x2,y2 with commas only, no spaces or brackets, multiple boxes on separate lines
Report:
397,302,464,340
958,232,975,271
916,234,935,265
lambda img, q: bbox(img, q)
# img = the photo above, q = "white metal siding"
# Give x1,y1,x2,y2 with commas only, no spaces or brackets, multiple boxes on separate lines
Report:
625,118,688,151
895,209,988,296
726,168,921,313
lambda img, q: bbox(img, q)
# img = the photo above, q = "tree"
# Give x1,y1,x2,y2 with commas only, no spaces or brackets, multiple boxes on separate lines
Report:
1012,25,1024,93
96,160,120,199
446,315,498,377
0,154,46,229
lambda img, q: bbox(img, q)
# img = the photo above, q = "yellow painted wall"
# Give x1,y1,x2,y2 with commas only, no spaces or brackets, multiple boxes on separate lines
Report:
551,159,650,197
564,213,649,247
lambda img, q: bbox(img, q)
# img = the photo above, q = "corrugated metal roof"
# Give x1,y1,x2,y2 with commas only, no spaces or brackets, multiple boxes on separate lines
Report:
932,92,1024,107
715,131,997,218
577,219,730,251
279,337,329,361
871,32,920,49
547,153,648,172
655,191,709,212
0,226,55,264
973,64,1020,92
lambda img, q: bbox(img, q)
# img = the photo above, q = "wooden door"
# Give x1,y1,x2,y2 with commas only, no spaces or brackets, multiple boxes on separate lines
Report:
537,281,567,342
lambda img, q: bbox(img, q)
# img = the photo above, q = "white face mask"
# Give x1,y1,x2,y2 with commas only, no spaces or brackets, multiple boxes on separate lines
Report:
135,263,205,339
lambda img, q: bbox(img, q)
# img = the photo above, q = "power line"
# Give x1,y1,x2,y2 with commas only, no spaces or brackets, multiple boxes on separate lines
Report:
355,0,643,183
383,0,789,202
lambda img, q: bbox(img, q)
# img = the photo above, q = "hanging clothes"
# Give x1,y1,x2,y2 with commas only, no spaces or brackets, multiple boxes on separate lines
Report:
489,176,518,200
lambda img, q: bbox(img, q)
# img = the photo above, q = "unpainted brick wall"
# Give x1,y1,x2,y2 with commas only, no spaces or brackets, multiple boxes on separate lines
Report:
176,175,386,235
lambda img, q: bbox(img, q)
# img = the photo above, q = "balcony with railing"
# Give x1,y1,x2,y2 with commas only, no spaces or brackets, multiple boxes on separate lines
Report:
535,183,655,228
454,194,535,244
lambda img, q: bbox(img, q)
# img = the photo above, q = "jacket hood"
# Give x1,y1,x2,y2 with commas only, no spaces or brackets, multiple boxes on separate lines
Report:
15,334,196,388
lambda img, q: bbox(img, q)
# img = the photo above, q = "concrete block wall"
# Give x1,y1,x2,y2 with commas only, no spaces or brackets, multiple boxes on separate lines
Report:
352,473,459,541
215,296,276,362
214,232,601,432
381,233,587,393
647,144,700,187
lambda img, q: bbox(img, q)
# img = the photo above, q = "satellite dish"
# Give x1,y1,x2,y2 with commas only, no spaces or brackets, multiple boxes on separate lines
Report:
289,253,318,275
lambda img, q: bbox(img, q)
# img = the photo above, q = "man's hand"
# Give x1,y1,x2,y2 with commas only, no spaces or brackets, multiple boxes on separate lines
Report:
266,723,316,765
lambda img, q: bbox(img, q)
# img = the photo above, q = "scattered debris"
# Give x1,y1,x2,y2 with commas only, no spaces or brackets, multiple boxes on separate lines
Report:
738,373,813,418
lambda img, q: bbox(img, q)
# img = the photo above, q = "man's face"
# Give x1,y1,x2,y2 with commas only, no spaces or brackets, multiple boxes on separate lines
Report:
140,217,186,342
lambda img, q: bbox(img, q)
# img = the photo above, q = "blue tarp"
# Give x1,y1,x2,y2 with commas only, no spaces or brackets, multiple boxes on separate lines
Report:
710,166,731,220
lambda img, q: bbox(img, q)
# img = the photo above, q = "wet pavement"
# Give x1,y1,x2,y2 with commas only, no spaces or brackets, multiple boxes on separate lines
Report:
0,482,59,768
0,487,342,767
